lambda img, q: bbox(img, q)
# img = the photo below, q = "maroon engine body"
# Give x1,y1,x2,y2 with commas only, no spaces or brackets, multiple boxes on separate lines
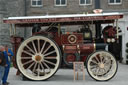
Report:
60,33,96,67
11,30,106,68
11,32,98,68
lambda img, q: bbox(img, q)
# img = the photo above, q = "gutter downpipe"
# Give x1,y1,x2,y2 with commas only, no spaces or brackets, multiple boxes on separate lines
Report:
95,0,102,39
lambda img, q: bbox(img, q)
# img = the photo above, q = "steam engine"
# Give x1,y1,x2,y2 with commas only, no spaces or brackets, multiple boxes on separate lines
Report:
30,26,109,68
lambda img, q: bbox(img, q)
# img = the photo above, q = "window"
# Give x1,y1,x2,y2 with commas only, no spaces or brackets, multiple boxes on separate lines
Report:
79,0,92,5
55,0,67,6
108,0,122,4
31,0,42,7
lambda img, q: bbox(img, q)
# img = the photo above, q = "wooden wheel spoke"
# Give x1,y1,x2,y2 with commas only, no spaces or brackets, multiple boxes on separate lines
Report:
103,68,107,73
40,41,46,54
103,57,109,63
37,64,40,77
44,60,55,66
32,41,37,53
40,62,45,73
23,60,33,66
44,50,56,57
43,62,51,72
26,45,35,54
101,53,108,63
23,50,33,56
104,64,111,71
21,57,32,59
94,56,100,63
101,69,105,76
96,68,100,76
104,59,111,65
102,57,106,63
100,69,105,76
43,45,51,55
99,54,103,63
99,68,103,74
27,62,35,69
32,62,37,73
37,39,40,53
44,56,56,59
90,60,98,65
90,65,97,69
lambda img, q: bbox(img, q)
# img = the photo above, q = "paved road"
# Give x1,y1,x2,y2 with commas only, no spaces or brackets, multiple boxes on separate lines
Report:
8,63,128,85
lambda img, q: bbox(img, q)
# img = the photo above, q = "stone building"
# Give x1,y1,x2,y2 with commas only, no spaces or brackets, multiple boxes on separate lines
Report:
0,0,25,46
25,0,128,15
0,0,8,46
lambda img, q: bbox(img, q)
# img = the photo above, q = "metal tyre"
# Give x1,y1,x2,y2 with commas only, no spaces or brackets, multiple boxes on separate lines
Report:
86,50,118,81
16,36,61,80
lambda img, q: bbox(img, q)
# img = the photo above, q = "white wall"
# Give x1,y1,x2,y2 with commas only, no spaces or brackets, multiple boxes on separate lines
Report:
119,13,128,63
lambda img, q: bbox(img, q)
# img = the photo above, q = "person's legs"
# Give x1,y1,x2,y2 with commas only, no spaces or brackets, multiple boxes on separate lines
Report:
2,64,10,84
0,66,5,85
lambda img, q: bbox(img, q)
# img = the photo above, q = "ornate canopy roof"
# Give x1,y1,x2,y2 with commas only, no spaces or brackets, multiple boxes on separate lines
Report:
3,12,123,27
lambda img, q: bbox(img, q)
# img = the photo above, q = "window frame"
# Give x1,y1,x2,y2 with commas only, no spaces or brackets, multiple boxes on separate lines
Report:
79,0,92,6
31,0,43,7
108,0,122,5
54,0,67,6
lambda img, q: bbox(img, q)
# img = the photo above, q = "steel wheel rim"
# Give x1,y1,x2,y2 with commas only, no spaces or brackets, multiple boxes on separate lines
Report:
16,36,61,80
87,51,117,81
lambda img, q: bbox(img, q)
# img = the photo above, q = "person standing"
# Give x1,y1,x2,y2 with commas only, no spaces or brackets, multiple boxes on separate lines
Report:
0,46,6,85
2,46,13,85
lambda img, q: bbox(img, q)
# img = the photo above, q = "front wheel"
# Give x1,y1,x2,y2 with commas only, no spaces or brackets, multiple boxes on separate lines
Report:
86,50,118,81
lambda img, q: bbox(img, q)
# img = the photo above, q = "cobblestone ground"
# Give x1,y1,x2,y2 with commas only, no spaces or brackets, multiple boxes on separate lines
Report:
8,63,128,85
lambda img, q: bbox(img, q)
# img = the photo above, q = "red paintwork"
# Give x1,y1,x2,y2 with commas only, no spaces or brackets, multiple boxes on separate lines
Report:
61,33,83,44
80,43,95,55
53,33,62,46
66,54,76,63
63,45,78,53
3,15,123,24
103,26,117,43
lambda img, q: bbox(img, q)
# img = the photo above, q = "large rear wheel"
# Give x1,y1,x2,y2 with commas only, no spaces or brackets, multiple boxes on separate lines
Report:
86,50,118,81
16,36,61,80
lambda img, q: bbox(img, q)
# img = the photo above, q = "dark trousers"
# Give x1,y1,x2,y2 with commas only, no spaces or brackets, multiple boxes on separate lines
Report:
0,65,5,85
2,64,10,84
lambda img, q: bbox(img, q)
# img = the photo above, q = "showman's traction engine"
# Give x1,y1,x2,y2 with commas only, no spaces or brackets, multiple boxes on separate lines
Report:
3,13,123,81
